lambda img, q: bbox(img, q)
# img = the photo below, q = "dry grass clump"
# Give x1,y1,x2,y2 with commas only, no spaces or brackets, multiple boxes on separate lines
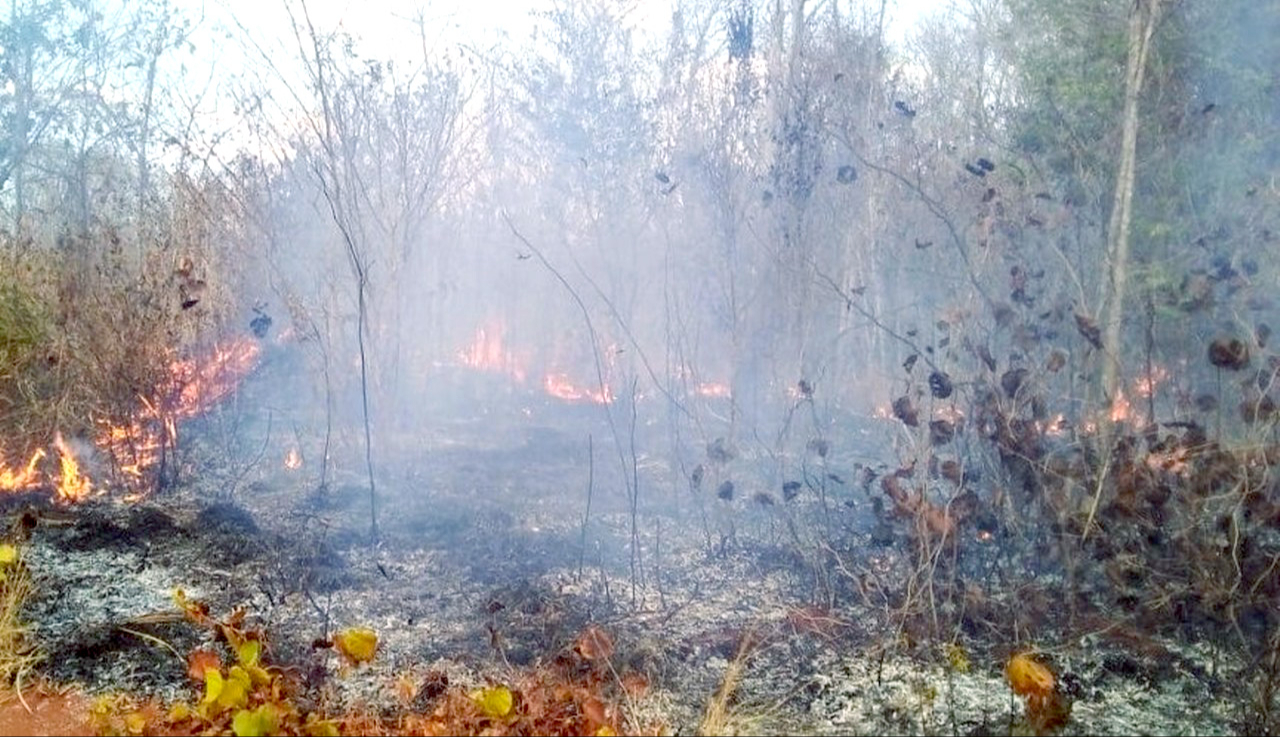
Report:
0,189,244,492
0,540,44,696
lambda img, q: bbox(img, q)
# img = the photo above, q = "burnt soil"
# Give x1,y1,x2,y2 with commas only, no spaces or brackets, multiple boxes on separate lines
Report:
5,368,1249,735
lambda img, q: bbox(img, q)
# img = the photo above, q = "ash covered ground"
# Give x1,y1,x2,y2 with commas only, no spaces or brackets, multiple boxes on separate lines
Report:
7,351,1244,735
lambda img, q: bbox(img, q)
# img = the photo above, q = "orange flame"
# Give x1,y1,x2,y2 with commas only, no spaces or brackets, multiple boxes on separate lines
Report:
0,449,45,492
1,337,261,501
53,434,92,502
695,382,731,399
284,447,302,470
458,324,526,382
543,373,613,404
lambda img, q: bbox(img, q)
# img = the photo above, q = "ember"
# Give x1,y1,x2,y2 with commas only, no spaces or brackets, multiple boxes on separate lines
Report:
696,382,731,398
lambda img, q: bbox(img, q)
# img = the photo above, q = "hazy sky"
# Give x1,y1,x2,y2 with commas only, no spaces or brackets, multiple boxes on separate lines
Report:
203,0,940,56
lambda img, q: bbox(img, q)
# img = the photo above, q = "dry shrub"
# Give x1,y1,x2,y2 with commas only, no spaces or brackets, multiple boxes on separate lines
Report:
0,183,245,489
0,542,43,689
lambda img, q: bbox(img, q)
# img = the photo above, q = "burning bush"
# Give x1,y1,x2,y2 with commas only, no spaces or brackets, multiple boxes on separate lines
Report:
0,213,250,500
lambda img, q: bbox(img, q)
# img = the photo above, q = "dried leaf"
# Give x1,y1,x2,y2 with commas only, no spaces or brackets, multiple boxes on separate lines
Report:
1073,313,1102,350
187,649,221,682
1006,652,1054,697
575,626,614,661
892,396,919,427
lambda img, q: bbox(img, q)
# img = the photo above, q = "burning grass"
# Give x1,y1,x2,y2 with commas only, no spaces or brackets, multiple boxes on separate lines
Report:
0,226,258,502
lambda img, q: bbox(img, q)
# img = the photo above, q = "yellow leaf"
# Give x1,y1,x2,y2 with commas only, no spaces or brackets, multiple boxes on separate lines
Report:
303,716,342,737
0,544,18,565
333,627,378,664
471,685,514,718
246,663,273,687
167,702,192,722
216,674,249,711
595,727,618,737
237,639,261,667
232,704,280,737
124,711,147,735
203,669,224,705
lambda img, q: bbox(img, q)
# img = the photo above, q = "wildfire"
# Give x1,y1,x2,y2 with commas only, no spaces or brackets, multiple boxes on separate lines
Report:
0,337,262,502
458,323,526,382
1134,366,1168,399
284,447,303,470
1109,389,1134,424
53,434,92,502
169,339,263,413
0,450,45,491
543,373,613,404
695,382,731,399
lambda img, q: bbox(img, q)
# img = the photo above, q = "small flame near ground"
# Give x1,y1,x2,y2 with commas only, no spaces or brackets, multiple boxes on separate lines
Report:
543,373,614,404
284,447,303,470
0,337,261,501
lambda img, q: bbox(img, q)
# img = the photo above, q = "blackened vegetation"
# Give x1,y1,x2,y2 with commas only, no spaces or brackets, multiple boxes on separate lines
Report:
1208,336,1250,371
928,370,953,399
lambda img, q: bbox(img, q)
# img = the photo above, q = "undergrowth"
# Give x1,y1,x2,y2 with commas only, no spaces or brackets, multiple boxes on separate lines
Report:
83,592,660,737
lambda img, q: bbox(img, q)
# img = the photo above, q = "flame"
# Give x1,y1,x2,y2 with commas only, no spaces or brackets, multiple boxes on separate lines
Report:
543,373,613,404
458,323,526,382
284,447,302,470
0,449,45,491
0,337,262,501
696,382,731,398
53,434,92,502
168,339,262,413
1134,366,1168,399
98,338,260,484
1109,389,1133,424
1038,413,1068,437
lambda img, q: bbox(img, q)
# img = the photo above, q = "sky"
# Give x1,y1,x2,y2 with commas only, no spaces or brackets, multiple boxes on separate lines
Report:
165,0,941,160
201,0,942,59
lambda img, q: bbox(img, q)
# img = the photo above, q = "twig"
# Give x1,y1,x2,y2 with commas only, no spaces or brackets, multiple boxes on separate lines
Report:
117,626,184,662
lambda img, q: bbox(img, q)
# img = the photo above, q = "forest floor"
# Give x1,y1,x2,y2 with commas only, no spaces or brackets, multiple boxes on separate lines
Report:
0,371,1252,735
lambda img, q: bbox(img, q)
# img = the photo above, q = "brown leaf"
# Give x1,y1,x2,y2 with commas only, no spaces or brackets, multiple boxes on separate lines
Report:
1073,313,1102,350
892,396,919,427
574,625,614,662
186,649,220,682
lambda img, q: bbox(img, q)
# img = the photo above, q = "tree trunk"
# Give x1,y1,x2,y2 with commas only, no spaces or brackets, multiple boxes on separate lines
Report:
1100,0,1163,403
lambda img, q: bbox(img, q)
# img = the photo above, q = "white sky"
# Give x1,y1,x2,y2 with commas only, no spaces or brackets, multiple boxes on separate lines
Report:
199,0,942,60
165,0,942,159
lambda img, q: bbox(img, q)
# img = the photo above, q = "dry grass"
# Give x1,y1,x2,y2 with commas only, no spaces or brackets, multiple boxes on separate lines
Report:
697,628,763,737
0,541,44,704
